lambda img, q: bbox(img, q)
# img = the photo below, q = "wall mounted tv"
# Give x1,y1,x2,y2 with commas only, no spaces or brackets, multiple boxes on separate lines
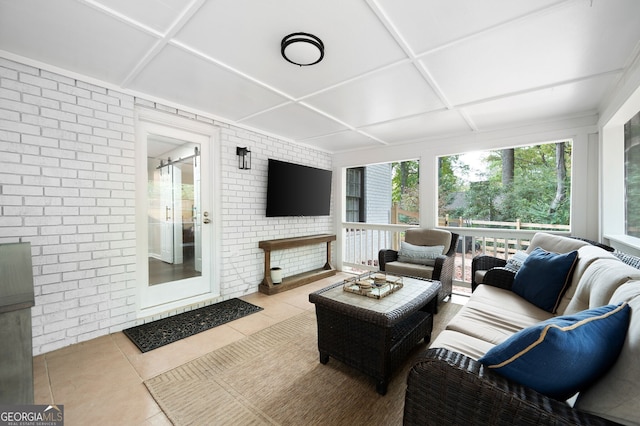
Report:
266,159,332,217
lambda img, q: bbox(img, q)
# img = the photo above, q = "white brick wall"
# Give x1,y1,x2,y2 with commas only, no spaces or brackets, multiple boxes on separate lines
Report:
0,57,335,355
0,58,138,354
218,127,334,297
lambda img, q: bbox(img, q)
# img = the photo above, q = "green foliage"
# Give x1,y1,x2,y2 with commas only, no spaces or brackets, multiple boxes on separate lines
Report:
439,141,572,227
437,155,467,217
625,145,640,237
392,161,420,224
464,180,502,221
392,161,419,204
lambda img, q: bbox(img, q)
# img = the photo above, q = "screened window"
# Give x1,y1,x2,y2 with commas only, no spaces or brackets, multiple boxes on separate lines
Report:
438,141,572,230
625,110,640,237
346,167,364,222
344,161,416,224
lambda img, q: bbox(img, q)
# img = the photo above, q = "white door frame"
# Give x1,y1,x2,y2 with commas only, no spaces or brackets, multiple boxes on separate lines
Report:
135,107,221,318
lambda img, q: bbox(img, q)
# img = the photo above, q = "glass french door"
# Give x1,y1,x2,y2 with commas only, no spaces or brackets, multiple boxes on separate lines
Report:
136,110,217,316
148,144,200,285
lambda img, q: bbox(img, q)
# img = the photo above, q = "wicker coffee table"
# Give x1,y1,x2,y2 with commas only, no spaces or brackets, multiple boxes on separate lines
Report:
309,273,441,395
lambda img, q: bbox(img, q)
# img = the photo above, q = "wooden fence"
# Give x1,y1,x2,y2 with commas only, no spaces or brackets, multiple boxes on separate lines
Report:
391,204,569,232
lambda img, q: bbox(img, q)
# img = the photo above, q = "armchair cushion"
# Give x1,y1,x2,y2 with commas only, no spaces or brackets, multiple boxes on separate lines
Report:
379,229,458,303
478,303,630,401
404,228,451,249
397,242,444,266
512,248,578,313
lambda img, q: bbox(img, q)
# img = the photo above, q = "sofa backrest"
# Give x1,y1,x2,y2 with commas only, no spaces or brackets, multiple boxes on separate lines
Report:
563,256,640,315
556,246,619,314
405,228,452,255
525,232,589,255
574,280,640,425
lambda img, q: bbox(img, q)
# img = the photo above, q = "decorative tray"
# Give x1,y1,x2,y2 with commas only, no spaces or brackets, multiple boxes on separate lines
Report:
343,273,403,299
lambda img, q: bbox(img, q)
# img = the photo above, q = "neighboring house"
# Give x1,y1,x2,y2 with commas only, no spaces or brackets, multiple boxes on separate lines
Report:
344,164,392,269
346,164,392,224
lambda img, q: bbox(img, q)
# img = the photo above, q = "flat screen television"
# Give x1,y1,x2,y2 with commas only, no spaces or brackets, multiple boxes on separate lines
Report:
266,159,332,217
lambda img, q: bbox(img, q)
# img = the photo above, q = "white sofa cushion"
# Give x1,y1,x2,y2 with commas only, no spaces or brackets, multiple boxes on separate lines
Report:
563,258,640,315
575,281,640,425
525,232,589,254
556,245,618,314
429,329,495,361
445,285,553,345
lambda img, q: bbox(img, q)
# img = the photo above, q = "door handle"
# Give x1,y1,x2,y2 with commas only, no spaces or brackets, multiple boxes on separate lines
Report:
203,218,211,224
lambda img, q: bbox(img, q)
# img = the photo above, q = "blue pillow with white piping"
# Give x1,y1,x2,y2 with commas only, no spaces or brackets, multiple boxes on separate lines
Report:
479,303,630,401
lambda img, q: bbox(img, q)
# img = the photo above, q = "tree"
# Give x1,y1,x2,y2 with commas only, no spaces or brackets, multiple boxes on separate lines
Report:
625,115,640,236
454,141,572,226
549,142,567,214
438,155,466,219
502,148,514,187
392,161,419,206
392,160,420,224
465,180,502,221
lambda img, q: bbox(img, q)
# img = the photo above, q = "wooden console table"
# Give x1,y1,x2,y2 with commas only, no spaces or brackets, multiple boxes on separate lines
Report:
259,234,337,295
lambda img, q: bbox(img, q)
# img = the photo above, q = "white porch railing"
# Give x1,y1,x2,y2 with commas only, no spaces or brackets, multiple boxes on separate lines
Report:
339,222,571,293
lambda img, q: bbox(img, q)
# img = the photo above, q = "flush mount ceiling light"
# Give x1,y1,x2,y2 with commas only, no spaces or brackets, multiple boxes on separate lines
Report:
281,32,324,66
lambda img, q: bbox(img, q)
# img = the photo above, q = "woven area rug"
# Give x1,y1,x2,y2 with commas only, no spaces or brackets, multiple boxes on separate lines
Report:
144,300,461,425
123,298,263,352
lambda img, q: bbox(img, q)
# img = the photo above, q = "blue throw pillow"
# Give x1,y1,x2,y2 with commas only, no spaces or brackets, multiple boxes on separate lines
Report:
479,303,630,401
512,247,578,313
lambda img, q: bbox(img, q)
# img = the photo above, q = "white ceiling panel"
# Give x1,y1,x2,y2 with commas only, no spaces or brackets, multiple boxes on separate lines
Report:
465,74,617,131
421,0,640,106
91,0,191,33
129,44,289,121
300,131,384,152
304,62,445,127
0,0,158,83
0,1,639,153
361,109,471,144
240,103,348,141
377,0,560,55
173,0,407,98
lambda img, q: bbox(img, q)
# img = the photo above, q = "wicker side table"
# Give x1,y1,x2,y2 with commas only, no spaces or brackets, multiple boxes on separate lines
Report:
309,275,441,395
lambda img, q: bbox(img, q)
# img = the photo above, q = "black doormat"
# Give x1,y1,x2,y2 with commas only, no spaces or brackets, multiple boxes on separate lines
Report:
123,298,263,353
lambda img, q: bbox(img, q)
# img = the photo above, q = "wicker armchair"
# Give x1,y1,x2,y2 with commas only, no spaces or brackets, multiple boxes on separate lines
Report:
378,229,459,303
470,233,612,292
403,348,620,426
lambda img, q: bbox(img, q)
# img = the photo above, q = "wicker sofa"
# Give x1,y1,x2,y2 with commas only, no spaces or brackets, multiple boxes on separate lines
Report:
378,228,459,304
404,233,640,425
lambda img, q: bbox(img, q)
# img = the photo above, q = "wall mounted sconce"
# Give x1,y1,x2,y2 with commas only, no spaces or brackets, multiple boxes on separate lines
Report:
236,146,251,170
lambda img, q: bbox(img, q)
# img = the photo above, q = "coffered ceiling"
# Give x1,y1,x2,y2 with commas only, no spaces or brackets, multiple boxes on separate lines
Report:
1,0,639,153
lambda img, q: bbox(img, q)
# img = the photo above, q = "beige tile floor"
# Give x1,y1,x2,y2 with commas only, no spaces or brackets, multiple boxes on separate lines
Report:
34,273,468,425
33,273,354,425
